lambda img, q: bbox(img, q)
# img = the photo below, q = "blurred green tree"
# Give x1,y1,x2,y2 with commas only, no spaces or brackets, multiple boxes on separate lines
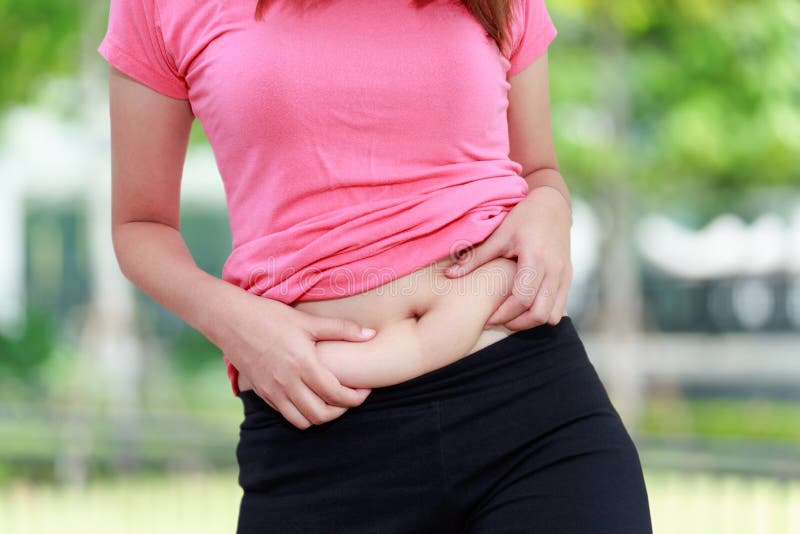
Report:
0,0,86,108
541,1,799,422
0,308,57,386
551,0,800,212
2,0,797,377
4,0,795,201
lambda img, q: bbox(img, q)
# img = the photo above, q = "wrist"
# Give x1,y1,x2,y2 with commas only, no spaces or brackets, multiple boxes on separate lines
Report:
182,269,251,350
525,184,573,226
529,184,572,213
521,168,572,214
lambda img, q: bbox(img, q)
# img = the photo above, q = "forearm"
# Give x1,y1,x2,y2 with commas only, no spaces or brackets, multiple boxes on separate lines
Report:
111,221,257,350
521,167,573,216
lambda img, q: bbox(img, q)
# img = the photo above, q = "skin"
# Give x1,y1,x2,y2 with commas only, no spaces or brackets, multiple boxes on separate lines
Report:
293,255,519,389
445,51,574,329
105,49,571,430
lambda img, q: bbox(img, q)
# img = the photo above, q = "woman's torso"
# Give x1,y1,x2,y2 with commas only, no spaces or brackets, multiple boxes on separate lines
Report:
237,254,518,392
113,0,543,395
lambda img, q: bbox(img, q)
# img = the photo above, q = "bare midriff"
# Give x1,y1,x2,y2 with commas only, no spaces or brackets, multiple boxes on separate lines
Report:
237,254,520,392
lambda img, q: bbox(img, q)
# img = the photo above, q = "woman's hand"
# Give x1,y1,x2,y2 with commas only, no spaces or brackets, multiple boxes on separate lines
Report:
104,67,373,431
219,292,377,429
443,185,573,329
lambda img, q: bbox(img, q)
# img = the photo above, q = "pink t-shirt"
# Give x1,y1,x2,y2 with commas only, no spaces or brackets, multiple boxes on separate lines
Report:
98,0,557,397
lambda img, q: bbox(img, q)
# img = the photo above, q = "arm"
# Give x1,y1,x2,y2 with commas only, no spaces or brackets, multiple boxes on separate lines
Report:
508,52,573,224
446,51,573,327
106,66,375,428
107,65,239,348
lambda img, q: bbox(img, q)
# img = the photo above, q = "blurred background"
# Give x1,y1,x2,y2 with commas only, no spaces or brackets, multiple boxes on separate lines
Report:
1,0,799,532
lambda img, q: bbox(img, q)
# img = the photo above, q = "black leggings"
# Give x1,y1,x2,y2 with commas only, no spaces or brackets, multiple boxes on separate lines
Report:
235,316,653,533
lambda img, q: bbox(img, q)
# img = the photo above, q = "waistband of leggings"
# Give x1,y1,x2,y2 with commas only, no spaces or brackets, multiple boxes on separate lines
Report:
239,315,586,415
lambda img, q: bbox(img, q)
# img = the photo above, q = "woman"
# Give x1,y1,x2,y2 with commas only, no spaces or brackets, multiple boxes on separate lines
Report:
98,0,652,532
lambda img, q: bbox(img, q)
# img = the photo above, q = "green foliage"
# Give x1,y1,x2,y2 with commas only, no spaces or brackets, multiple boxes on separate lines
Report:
189,119,211,146
0,0,87,109
548,0,800,208
0,307,58,385
4,1,797,202
642,396,800,443
166,326,223,376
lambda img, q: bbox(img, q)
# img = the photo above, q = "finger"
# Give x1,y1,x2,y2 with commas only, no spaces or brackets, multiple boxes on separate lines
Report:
548,294,568,325
485,294,528,328
445,235,505,278
252,388,280,412
548,270,571,324
271,392,314,430
485,261,541,325
309,316,376,342
287,381,347,426
303,360,371,408
504,273,557,330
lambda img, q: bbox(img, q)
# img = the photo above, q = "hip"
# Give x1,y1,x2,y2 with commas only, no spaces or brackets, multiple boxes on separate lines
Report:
235,317,651,533
238,314,586,424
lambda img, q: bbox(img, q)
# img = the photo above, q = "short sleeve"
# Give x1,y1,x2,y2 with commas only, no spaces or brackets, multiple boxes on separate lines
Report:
97,0,189,99
506,0,558,78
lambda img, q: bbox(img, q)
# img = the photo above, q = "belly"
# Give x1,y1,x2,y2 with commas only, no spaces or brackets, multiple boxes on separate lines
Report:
237,254,518,392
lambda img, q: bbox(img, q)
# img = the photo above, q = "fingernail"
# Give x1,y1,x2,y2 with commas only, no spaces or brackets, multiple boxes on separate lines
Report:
447,265,463,276
361,327,376,338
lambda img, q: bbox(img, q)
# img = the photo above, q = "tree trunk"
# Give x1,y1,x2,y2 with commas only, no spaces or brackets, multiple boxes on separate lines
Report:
591,10,647,430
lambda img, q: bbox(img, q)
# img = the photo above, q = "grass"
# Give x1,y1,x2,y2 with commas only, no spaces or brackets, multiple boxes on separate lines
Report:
0,470,241,534
641,397,800,442
646,469,800,534
1,469,799,533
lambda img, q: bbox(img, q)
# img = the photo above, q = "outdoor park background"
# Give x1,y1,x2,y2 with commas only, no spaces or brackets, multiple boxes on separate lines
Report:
1,0,799,532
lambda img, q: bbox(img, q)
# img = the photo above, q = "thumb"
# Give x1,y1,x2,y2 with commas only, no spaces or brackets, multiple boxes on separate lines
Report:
310,316,376,342
445,237,502,278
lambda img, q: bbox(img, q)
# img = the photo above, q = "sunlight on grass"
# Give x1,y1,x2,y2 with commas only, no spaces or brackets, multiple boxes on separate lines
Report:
1,469,799,533
0,470,241,534
647,470,800,534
